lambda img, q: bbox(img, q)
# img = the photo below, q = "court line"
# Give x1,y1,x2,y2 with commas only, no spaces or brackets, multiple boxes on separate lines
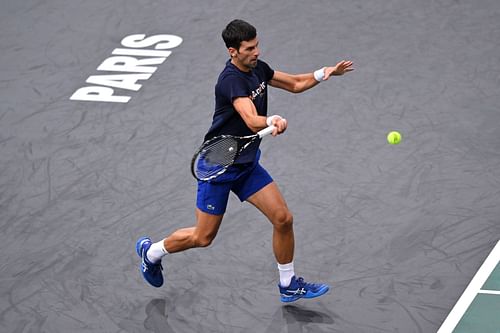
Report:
478,290,500,295
437,240,500,333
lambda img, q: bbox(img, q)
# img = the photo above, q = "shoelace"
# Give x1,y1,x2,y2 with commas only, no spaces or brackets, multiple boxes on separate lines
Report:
150,262,163,273
295,277,320,290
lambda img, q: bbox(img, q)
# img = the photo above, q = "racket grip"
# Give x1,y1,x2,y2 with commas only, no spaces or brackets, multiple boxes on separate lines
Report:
257,125,276,138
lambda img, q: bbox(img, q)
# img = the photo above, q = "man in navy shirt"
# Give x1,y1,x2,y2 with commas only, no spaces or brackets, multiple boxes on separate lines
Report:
137,19,353,302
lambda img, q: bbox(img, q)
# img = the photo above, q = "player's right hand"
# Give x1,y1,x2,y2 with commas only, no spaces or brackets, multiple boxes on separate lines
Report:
271,117,287,136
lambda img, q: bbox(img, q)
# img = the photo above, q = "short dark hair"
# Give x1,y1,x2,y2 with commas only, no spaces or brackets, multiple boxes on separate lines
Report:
222,19,257,50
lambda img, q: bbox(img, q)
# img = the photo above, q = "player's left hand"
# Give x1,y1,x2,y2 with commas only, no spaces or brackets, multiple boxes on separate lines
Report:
323,60,354,80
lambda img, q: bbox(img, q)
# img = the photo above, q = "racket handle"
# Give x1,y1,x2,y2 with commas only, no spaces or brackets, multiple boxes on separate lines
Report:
257,125,276,138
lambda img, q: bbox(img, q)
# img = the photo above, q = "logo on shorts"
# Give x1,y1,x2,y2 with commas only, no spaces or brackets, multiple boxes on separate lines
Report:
207,204,215,211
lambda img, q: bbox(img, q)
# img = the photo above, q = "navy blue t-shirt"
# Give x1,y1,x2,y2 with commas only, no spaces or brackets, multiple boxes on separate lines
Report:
204,59,275,164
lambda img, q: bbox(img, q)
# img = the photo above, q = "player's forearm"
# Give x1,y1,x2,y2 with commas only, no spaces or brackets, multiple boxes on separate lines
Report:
293,73,320,93
233,97,268,133
270,71,318,93
245,115,268,133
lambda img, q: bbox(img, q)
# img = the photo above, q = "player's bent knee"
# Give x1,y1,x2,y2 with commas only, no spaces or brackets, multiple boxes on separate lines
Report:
272,209,293,230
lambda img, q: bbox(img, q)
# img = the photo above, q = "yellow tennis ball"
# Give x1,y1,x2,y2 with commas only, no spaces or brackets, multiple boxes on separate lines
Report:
387,131,402,145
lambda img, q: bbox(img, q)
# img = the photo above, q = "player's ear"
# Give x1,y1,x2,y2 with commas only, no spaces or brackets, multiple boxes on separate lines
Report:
228,47,238,58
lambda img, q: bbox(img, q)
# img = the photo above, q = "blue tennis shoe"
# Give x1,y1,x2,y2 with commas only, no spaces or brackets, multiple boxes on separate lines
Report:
279,276,330,302
136,237,164,288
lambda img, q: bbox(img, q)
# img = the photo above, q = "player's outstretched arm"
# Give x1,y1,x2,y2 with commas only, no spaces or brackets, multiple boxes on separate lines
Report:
269,60,354,93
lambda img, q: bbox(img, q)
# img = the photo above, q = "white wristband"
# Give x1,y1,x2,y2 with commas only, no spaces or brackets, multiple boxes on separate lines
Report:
266,115,282,126
313,67,325,82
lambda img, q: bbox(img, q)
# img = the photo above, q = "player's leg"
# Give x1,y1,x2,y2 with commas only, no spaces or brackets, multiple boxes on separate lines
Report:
246,181,294,264
163,209,223,253
136,210,223,287
243,169,330,302
136,180,230,287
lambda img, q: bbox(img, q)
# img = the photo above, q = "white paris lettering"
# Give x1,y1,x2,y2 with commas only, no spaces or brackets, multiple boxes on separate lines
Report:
70,34,183,103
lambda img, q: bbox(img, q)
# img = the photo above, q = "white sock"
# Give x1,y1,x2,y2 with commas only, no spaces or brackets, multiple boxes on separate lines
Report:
147,240,169,263
278,262,295,287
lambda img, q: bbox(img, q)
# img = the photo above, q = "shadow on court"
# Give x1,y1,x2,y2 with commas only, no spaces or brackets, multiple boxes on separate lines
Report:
144,301,337,333
144,299,174,333
264,305,336,333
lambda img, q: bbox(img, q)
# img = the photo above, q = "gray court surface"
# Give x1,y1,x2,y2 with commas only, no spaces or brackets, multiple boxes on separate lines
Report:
1,0,500,332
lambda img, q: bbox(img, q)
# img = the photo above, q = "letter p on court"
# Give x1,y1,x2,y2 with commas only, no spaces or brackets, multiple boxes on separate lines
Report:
70,86,131,103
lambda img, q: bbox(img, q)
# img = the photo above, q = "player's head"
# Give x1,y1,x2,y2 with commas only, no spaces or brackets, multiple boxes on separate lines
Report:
222,19,259,70
222,19,257,50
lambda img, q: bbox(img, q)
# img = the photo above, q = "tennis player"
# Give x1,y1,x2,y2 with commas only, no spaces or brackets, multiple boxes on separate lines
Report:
136,19,353,302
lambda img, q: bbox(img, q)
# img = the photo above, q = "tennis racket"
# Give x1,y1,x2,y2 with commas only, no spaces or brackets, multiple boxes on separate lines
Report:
191,125,276,181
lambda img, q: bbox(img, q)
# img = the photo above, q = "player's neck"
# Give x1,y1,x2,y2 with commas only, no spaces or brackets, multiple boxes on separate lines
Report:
230,58,251,73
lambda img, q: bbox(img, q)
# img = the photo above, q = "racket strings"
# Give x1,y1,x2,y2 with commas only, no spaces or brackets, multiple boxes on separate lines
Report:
194,137,239,180
202,137,238,164
191,127,272,181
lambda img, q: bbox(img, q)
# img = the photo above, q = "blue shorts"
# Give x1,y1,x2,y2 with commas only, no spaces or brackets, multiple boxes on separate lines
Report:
196,162,273,215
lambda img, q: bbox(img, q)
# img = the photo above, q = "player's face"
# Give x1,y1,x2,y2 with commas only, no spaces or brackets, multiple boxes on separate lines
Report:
230,38,260,71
